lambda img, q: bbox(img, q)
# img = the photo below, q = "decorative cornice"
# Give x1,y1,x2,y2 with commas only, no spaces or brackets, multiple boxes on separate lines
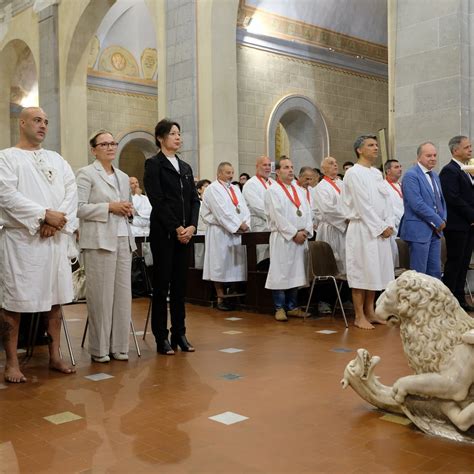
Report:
87,69,157,97
237,43,388,83
87,84,157,100
238,0,387,65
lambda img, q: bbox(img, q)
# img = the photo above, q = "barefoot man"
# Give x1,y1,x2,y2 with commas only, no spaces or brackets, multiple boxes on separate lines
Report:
0,107,78,382
341,135,395,329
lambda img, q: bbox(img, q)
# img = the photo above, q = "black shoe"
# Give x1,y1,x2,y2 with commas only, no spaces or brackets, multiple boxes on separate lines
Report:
216,301,233,311
460,303,474,312
156,339,175,355
170,335,195,352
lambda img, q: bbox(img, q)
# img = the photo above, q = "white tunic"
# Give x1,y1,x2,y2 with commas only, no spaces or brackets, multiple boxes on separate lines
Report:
314,177,347,273
202,180,251,282
383,180,404,267
242,175,275,262
264,181,313,290
341,164,394,291
130,193,152,237
0,148,78,312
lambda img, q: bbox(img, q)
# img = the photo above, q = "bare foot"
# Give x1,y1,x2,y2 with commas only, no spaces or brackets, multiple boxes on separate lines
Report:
4,365,27,383
369,319,387,325
354,318,375,330
49,359,76,375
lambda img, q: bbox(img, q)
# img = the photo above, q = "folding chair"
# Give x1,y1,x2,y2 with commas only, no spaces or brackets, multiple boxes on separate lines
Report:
394,238,410,277
305,241,349,328
25,307,76,366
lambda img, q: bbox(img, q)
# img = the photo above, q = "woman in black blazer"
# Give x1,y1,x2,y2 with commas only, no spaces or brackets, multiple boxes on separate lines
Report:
144,119,200,355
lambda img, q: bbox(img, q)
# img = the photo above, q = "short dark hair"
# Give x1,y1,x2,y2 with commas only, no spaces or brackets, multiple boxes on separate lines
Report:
353,135,377,158
89,129,113,147
276,156,291,170
196,179,211,190
384,159,399,173
299,166,314,176
240,173,250,179
313,168,321,175
448,135,469,154
155,118,180,148
343,161,355,168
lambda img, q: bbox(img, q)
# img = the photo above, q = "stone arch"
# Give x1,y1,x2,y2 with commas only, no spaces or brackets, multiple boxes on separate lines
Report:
116,131,156,185
0,39,38,148
266,94,329,171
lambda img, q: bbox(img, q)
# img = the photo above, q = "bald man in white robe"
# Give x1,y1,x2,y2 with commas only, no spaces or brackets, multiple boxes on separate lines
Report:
202,162,251,311
314,157,347,273
0,107,78,382
242,155,275,265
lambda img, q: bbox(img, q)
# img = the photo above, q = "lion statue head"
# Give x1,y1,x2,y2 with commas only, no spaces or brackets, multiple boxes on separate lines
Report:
375,270,474,374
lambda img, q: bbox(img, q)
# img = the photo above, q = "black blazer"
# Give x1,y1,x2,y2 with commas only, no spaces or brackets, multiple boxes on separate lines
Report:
144,151,200,235
439,159,474,231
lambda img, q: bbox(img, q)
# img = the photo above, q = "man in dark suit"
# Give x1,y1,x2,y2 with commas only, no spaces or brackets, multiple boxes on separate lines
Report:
439,135,474,311
399,142,447,279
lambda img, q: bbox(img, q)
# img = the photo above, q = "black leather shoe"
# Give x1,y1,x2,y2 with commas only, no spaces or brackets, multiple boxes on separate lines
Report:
156,339,175,355
460,303,474,312
170,335,195,352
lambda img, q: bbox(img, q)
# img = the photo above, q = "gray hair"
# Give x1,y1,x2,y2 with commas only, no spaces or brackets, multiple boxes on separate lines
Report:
383,159,399,173
448,135,469,154
217,161,233,173
353,135,377,158
299,166,314,177
416,141,436,158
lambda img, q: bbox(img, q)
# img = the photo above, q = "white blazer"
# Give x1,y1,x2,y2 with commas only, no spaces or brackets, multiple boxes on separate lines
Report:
76,160,136,252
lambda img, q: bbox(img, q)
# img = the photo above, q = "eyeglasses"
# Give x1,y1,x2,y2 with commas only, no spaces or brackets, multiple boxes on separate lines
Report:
94,142,119,149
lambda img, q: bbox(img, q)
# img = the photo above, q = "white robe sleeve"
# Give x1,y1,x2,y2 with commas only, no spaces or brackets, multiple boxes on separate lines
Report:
57,159,78,234
265,188,298,241
343,171,388,239
314,184,347,233
76,169,109,222
242,180,266,220
0,150,45,234
204,184,244,234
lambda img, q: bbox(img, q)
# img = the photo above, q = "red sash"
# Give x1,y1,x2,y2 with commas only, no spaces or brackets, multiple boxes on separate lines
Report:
276,179,301,212
323,176,341,194
386,178,402,198
257,175,272,189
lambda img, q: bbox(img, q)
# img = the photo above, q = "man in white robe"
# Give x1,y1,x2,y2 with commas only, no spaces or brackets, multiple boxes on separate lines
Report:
0,107,78,382
265,157,313,321
382,160,404,267
314,157,347,273
242,155,275,267
202,162,251,311
129,176,152,237
341,135,394,330
297,166,318,229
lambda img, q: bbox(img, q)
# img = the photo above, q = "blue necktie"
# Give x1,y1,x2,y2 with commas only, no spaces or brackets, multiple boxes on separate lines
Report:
427,171,443,217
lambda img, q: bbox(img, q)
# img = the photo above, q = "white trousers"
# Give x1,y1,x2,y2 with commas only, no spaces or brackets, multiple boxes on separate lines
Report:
84,237,132,356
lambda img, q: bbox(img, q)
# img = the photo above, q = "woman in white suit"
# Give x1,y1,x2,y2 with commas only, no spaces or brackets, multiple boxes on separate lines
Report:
76,130,136,362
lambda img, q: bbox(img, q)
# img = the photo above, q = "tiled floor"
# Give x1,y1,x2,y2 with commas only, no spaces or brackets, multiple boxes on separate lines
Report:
1,299,474,473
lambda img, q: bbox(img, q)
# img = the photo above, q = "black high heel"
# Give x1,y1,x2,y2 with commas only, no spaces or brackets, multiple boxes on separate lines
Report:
170,335,195,352
156,339,175,355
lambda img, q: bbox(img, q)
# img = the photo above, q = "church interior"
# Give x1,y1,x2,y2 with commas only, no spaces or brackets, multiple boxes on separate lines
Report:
1,0,474,472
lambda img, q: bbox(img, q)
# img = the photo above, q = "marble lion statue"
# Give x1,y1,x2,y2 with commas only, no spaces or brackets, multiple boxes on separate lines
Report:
341,270,474,443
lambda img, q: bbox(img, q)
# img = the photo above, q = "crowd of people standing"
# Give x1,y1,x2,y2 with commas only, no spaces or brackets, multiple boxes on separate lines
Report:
1,106,473,384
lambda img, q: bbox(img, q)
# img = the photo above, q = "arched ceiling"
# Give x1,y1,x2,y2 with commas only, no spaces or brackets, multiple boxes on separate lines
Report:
246,0,387,45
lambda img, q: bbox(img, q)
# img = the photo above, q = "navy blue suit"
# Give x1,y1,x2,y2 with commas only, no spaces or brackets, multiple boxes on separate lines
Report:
399,164,447,278
439,160,474,303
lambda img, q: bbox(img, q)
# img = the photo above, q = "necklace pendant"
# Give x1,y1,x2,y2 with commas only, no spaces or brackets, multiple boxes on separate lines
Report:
296,209,302,217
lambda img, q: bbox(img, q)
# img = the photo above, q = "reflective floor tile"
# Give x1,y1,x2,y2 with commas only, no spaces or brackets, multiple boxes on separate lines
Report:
208,411,249,425
132,331,144,336
316,330,338,334
222,330,243,335
44,411,83,425
225,317,242,321
219,373,243,381
331,347,353,353
66,318,82,322
84,373,115,381
219,348,244,353
0,383,7,390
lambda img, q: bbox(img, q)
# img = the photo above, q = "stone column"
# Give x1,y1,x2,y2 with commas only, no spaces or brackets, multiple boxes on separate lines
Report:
37,1,61,152
392,0,471,168
166,0,199,173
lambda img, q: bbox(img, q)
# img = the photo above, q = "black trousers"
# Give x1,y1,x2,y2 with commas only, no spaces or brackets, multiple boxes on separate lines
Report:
442,228,474,302
150,233,190,341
